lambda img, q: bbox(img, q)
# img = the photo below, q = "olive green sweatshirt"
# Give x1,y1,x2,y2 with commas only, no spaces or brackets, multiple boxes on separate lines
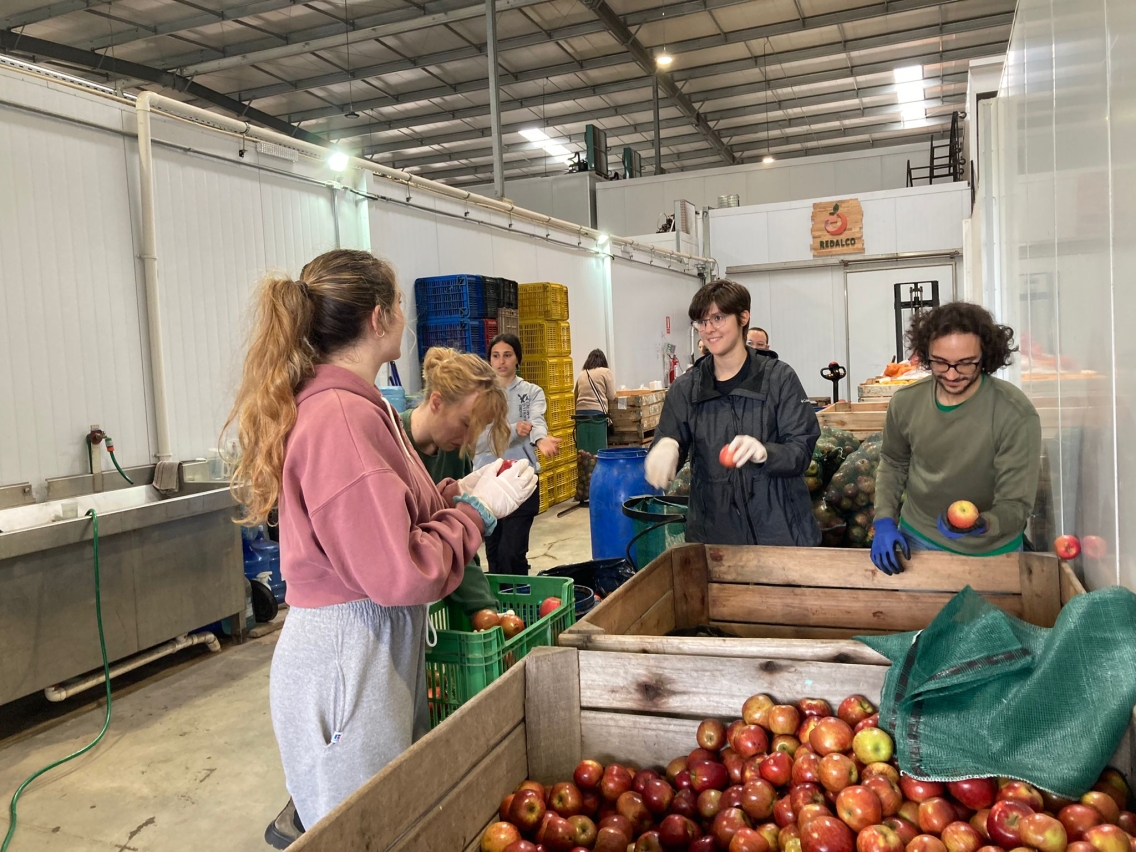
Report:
874,376,1041,555
400,409,498,614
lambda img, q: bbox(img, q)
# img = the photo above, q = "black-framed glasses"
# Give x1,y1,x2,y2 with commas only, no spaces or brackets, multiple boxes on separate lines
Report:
928,357,982,376
692,313,730,331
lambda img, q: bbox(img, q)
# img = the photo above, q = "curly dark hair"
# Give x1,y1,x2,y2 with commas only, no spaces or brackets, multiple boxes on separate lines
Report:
906,302,1017,374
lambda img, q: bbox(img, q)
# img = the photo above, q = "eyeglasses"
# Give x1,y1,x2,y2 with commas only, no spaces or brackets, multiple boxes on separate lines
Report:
692,313,731,331
929,357,982,376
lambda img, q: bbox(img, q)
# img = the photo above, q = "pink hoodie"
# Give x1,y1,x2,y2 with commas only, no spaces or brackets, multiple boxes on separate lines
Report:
278,364,483,608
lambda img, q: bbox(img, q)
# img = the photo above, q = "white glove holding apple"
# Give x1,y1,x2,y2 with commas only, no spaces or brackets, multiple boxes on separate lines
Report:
728,434,768,466
457,459,503,495
645,437,680,489
468,459,537,519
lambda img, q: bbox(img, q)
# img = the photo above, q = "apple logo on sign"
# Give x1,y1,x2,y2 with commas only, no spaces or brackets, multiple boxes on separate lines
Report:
824,202,847,236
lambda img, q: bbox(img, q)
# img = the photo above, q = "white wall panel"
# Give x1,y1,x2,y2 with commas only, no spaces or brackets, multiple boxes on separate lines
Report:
0,104,150,490
609,261,700,390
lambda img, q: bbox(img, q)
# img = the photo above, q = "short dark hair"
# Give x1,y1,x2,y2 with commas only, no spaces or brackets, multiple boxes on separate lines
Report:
488,333,523,365
689,279,750,327
583,349,608,370
906,302,1017,374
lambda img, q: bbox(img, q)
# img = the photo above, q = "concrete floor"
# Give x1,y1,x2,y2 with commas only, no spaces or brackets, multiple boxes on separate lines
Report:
0,502,592,852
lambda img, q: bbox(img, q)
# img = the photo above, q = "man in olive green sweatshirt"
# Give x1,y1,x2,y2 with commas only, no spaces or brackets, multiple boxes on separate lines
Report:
871,302,1042,574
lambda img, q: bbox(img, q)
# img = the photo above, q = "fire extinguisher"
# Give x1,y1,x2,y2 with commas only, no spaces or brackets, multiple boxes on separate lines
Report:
669,355,679,384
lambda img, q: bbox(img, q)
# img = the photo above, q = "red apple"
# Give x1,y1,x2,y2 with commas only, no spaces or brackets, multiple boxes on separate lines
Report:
864,764,900,785
795,752,822,786
692,761,730,793
636,831,664,852
756,822,780,850
798,699,834,718
989,801,1036,849
503,840,538,852
511,789,549,833
775,736,802,757
699,719,729,752
1070,843,1098,852
1060,805,1104,841
919,798,958,835
580,790,600,816
736,726,772,760
472,608,501,631
1054,535,1081,560
744,756,768,785
666,757,689,784
724,786,748,810
901,777,946,804
900,803,922,826
838,696,876,727
643,777,675,815
517,780,546,799
568,815,597,848
865,776,903,817
998,784,1045,813
544,814,579,852
741,780,777,822
907,837,949,852
855,715,881,734
539,597,562,619
699,789,725,820
775,796,796,827
659,813,701,850
860,825,907,852
551,782,584,818
942,823,985,852
946,501,980,531
617,791,653,835
675,770,693,790
634,769,661,795
672,788,698,820
1082,793,1121,826
575,759,604,790
725,751,747,786
745,695,776,728
732,828,772,852
483,822,524,852
692,838,719,852
886,818,922,846
499,613,525,638
761,753,793,787
1020,814,1068,852
1116,812,1136,835
783,825,803,848
771,706,803,736
595,826,632,852
820,754,859,793
971,810,992,840
600,813,633,841
1082,825,1130,852
853,729,894,765
1094,769,1130,811
976,847,1007,852
800,804,835,828
800,718,824,748
714,808,755,850
950,781,999,812
836,785,883,832
801,815,856,852
811,719,855,757
601,765,633,802
690,748,719,768
720,445,738,468
793,785,828,812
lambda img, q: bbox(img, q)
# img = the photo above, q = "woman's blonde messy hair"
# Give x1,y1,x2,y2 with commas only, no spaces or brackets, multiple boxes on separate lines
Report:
422,347,509,458
223,250,398,525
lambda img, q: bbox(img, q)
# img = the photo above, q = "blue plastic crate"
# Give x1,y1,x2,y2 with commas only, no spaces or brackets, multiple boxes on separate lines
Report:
414,275,489,320
418,318,493,359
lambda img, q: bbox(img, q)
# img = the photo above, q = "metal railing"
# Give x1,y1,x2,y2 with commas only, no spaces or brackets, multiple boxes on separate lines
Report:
906,111,965,187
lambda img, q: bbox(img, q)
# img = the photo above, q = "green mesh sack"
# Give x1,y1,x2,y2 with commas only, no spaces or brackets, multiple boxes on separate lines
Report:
857,585,1136,797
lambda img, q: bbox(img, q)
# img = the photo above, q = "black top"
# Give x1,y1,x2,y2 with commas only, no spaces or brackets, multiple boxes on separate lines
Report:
713,355,751,398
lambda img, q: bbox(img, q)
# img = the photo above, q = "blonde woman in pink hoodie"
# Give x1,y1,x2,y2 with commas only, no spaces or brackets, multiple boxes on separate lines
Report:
223,250,536,841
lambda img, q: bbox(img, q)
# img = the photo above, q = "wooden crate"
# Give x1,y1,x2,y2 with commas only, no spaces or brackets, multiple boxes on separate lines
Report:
557,545,1085,658
817,400,889,438
289,644,1134,852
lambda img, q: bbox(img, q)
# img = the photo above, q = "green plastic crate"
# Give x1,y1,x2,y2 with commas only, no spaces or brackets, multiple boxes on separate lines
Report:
426,574,574,727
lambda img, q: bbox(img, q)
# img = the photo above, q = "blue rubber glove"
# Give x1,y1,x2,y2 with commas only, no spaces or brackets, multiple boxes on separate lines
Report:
937,514,989,540
870,518,909,575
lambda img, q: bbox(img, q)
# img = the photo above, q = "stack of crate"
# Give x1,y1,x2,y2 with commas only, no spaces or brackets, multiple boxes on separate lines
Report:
415,275,518,359
517,282,575,513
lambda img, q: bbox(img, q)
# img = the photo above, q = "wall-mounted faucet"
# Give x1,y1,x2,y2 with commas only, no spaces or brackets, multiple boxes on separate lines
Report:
87,425,106,493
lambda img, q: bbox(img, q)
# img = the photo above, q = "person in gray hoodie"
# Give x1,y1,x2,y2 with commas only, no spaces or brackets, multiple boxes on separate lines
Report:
474,333,562,574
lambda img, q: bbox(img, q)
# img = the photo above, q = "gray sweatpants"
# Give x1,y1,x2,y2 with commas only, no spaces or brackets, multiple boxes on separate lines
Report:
269,600,430,829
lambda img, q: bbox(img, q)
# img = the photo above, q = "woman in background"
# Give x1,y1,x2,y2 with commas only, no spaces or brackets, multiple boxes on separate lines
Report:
402,347,509,615
225,250,536,843
574,348,616,418
475,333,560,575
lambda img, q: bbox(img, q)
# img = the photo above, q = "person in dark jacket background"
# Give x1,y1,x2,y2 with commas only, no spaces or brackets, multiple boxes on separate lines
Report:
646,279,821,546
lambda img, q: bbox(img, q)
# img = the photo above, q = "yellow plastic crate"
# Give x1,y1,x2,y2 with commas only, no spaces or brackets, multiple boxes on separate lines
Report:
519,282,569,321
518,357,574,395
545,392,574,431
554,471,577,505
538,426,576,471
519,321,571,357
538,465,575,513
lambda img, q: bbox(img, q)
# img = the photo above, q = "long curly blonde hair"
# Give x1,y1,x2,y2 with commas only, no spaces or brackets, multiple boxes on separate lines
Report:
223,250,398,525
422,347,509,458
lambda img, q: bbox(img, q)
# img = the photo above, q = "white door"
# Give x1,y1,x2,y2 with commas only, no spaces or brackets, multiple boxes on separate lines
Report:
845,264,956,389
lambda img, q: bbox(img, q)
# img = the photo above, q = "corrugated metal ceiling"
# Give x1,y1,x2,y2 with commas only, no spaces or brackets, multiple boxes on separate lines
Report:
0,0,1011,185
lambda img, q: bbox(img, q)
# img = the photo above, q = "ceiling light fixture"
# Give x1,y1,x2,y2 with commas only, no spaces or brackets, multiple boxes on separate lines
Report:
544,143,571,157
656,52,673,68
342,0,359,121
520,127,551,142
763,155,775,163
896,81,925,104
328,150,350,171
893,65,923,84
900,105,926,123
597,233,610,245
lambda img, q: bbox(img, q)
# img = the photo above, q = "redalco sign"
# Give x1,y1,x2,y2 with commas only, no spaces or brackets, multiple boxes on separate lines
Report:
811,199,865,257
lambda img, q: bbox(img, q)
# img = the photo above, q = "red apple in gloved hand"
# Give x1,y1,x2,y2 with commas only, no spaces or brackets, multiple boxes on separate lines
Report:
497,459,516,475
946,501,981,531
720,445,737,468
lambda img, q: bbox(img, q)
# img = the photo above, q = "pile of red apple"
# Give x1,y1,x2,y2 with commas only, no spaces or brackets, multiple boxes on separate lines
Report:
480,693,1134,852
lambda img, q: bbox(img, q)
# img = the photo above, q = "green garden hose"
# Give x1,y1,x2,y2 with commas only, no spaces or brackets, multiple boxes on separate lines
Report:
1,508,112,852
86,434,133,486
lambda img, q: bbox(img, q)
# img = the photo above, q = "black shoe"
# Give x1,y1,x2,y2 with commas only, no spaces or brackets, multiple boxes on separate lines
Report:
264,798,305,849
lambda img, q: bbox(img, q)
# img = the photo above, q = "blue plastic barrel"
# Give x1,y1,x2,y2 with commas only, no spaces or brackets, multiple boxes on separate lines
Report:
380,386,407,412
588,448,658,560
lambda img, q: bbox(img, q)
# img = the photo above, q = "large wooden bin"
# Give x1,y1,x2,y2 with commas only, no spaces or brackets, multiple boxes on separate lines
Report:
290,645,1132,852
816,400,889,438
557,545,1085,661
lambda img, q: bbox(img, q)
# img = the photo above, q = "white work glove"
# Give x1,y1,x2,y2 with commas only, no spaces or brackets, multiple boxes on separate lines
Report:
729,434,768,466
457,459,503,495
468,459,537,520
645,437,680,489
